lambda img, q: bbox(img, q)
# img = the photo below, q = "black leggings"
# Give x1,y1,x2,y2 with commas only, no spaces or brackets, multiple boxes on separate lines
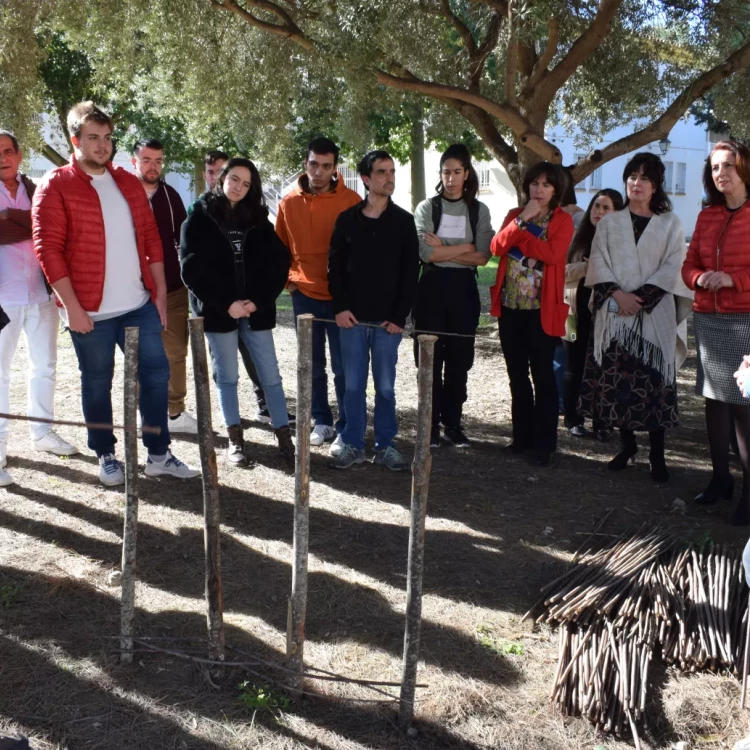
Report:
705,398,750,499
413,267,480,429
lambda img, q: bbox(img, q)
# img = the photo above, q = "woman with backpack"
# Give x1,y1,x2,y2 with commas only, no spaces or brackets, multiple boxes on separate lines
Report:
413,144,494,449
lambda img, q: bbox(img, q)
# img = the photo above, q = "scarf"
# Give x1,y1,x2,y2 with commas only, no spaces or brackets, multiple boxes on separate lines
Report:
585,209,693,383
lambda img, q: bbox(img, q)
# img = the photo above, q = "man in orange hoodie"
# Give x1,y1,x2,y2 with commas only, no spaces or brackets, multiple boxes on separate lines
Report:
276,137,361,456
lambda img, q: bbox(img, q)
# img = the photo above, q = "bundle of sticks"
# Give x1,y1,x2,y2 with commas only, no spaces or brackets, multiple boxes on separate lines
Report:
524,529,749,745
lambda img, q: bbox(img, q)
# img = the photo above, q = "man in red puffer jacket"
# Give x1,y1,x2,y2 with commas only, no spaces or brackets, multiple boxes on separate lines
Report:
32,101,199,487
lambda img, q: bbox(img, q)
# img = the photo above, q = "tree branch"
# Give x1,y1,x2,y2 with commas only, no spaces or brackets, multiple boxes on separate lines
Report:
209,0,314,50
466,0,508,13
440,0,476,56
505,2,518,104
534,0,623,106
42,142,68,167
571,38,750,183
376,69,561,161
524,17,559,94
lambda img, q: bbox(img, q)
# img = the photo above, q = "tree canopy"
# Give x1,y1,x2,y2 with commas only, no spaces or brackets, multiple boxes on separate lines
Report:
2,0,749,188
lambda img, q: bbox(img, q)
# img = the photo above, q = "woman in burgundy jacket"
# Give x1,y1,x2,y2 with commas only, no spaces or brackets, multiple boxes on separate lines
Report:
490,162,573,466
682,140,750,524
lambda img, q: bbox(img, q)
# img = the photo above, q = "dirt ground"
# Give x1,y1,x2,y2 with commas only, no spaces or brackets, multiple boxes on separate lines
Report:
1,296,749,750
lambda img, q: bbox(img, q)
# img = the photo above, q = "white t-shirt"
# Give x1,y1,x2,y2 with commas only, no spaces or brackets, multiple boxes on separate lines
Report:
89,170,149,320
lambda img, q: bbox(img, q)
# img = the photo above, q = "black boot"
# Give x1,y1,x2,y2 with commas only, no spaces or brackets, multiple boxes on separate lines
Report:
695,473,734,505
608,429,638,471
275,425,295,462
226,424,247,466
648,429,669,483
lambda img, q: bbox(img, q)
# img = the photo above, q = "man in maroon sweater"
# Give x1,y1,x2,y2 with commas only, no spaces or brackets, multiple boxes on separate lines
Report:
131,138,196,434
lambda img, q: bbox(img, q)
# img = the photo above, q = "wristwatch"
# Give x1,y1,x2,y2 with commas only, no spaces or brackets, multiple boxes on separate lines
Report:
515,216,528,230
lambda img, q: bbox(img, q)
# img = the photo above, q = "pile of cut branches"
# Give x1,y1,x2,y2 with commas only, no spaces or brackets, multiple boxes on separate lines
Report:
524,530,749,746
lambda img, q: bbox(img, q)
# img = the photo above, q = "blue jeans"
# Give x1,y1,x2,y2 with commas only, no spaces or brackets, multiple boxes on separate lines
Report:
291,290,345,432
339,323,401,451
69,301,170,457
206,321,288,429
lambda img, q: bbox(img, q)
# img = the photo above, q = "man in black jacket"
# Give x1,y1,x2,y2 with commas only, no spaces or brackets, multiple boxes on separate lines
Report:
328,150,419,471
132,139,196,433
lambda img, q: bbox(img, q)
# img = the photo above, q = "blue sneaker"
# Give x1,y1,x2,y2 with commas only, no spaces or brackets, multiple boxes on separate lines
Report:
332,444,367,470
145,451,200,479
373,446,409,472
99,453,125,487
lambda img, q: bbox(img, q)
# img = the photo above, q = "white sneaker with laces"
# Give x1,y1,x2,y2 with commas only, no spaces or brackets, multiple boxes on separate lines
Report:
0,467,13,487
169,411,199,435
310,424,335,446
0,437,6,469
329,433,345,457
34,430,79,456
99,453,125,487
145,450,201,479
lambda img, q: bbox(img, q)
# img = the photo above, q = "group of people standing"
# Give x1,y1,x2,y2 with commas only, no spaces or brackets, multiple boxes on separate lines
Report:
1,98,749,526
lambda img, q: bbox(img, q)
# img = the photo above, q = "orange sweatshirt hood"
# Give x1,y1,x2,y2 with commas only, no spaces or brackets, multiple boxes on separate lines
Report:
275,173,362,300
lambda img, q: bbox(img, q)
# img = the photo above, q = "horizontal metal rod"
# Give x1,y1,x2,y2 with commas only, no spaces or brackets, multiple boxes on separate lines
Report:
0,412,161,435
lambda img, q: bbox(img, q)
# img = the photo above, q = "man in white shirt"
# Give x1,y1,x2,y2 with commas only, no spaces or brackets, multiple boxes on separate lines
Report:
32,102,199,487
0,130,78,487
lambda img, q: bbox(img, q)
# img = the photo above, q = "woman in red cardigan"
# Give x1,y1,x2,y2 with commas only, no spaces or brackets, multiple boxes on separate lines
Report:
490,162,574,466
682,140,750,525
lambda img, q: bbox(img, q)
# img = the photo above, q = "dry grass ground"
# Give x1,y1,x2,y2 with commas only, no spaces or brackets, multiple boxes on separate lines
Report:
1,291,749,750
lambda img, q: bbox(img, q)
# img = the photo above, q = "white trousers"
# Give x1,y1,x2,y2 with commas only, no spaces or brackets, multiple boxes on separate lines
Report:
0,300,59,440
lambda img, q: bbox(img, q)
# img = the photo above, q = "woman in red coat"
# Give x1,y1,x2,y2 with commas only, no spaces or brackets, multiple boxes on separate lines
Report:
490,162,574,466
682,140,750,524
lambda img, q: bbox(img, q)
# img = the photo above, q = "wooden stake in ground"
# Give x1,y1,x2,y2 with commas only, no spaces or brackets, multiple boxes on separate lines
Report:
189,317,225,665
742,602,750,710
120,326,139,665
289,313,313,691
399,334,437,731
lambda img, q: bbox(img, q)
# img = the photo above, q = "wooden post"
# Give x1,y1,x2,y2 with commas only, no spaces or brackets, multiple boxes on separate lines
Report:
742,603,750,710
120,326,139,664
188,317,225,665
288,313,313,690
398,334,437,730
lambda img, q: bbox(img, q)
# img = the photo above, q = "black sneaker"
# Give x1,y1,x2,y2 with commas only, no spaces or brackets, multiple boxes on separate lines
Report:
444,426,471,448
256,407,296,425
430,426,441,448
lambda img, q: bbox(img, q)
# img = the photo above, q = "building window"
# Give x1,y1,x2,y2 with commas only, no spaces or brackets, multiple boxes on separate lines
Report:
476,163,491,189
574,154,587,190
664,161,674,193
675,162,686,194
590,167,602,190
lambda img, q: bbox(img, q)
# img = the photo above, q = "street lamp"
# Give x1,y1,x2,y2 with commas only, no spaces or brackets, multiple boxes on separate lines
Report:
658,137,671,156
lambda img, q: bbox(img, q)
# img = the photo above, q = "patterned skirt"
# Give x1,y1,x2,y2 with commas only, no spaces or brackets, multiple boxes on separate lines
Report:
578,338,679,431
694,312,750,405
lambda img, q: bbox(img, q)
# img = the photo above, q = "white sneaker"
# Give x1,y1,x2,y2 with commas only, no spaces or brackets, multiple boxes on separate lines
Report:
168,411,199,435
34,430,79,456
0,467,13,487
99,453,125,487
310,424,335,446
145,450,201,479
329,434,345,457
0,437,6,469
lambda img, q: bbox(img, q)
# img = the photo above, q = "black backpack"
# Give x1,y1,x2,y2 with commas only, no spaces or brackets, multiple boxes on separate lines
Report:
430,195,480,244
425,196,481,275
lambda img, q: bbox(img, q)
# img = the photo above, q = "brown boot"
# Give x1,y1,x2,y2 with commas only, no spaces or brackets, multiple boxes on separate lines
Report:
226,424,247,466
275,425,295,462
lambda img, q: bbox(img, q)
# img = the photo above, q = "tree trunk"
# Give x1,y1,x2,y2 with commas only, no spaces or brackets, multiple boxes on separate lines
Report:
409,103,426,211
193,158,206,198
42,142,68,167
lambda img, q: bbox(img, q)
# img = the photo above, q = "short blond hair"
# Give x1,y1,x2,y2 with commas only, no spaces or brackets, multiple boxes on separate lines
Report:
67,101,113,139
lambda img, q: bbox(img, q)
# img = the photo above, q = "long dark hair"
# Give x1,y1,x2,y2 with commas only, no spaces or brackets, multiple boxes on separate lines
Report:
205,157,268,225
622,152,671,214
567,189,625,263
521,161,567,211
435,144,479,206
703,140,750,207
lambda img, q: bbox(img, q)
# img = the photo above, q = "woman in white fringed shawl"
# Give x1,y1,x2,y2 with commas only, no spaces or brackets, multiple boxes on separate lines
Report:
578,153,693,483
